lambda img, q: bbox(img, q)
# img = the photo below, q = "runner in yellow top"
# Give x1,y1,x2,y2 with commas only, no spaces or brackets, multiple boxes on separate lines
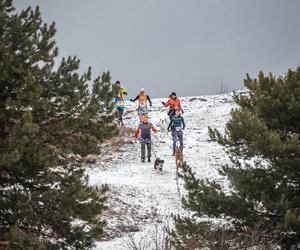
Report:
114,81,127,126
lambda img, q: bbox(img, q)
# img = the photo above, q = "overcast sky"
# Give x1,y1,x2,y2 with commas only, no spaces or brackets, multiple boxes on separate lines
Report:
15,0,300,98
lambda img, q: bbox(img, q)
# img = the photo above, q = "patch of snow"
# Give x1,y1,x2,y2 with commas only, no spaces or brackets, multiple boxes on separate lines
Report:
87,93,236,249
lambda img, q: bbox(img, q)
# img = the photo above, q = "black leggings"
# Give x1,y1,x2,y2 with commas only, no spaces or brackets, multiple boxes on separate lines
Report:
117,109,124,125
168,109,175,119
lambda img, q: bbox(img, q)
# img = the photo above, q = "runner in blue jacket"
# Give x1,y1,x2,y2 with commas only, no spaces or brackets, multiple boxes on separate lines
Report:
168,110,185,156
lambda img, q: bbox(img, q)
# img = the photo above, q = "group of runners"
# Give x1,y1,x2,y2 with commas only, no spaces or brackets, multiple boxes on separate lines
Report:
114,81,185,163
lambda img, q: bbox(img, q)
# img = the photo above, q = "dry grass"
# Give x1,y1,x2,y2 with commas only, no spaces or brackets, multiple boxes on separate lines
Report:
170,220,277,250
123,224,172,250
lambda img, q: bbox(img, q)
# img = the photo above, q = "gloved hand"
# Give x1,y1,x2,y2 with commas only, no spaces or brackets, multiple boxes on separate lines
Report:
181,109,184,114
150,104,152,107
162,101,165,105
130,99,133,102
183,126,185,130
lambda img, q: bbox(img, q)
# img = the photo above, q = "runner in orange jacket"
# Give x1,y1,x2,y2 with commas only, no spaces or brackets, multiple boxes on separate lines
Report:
130,88,152,122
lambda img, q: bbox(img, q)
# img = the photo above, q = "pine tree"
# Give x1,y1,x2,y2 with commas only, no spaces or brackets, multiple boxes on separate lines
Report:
172,68,300,248
0,1,117,249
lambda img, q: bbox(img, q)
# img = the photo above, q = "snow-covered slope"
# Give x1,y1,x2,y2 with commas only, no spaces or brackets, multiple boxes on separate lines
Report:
87,93,236,249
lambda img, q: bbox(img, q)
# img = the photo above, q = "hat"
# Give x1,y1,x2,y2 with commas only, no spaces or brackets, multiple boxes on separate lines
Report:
140,88,145,92
115,81,120,84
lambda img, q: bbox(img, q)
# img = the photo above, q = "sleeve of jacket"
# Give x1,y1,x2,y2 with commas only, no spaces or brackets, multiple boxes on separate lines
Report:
181,117,185,129
122,88,128,96
147,95,152,106
164,99,171,107
178,99,184,113
132,95,139,102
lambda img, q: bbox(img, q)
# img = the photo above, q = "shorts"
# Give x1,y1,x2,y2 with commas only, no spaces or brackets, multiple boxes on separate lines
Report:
137,104,148,116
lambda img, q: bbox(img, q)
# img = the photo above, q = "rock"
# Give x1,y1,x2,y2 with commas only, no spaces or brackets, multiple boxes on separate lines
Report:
189,97,207,102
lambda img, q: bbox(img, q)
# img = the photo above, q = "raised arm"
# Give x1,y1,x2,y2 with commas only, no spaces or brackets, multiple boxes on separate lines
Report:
164,99,171,107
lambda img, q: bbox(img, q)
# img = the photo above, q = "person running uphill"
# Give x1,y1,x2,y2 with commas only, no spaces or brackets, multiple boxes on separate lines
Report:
168,109,185,156
130,88,152,122
114,81,127,126
134,115,157,162
162,92,183,119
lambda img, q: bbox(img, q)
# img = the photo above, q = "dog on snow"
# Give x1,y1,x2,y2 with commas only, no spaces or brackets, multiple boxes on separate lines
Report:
175,147,183,171
154,158,165,172
158,118,168,140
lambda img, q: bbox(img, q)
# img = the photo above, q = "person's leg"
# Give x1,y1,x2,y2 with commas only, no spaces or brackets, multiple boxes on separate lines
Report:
178,131,184,151
171,109,175,117
168,109,175,119
141,141,146,162
139,107,145,123
147,142,151,161
171,131,176,155
167,109,173,120
137,107,141,123
116,109,121,124
161,130,165,140
144,108,148,117
118,109,124,126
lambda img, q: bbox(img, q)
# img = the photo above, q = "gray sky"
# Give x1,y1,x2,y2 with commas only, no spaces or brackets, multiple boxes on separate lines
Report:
15,0,300,98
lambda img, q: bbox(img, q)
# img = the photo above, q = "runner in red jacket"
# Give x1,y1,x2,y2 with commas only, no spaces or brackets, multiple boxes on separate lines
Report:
162,92,184,118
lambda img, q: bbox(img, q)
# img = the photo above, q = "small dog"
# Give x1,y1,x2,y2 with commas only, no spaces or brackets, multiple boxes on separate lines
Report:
175,147,183,170
158,118,168,140
154,158,165,171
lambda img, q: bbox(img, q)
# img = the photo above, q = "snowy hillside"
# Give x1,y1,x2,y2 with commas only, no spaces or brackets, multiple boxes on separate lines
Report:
87,93,236,249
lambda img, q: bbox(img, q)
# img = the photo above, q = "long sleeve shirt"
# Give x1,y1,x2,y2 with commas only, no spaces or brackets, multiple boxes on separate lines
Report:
132,94,152,106
168,115,185,130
